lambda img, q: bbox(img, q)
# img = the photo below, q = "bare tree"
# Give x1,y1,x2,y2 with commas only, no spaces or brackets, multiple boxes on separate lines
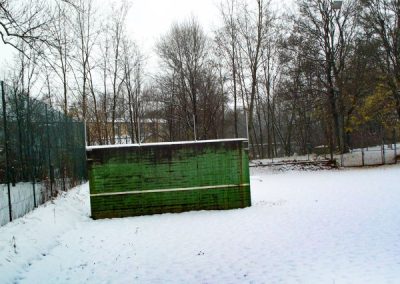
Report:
107,1,130,144
234,0,274,156
360,0,400,120
9,41,40,97
295,0,359,154
97,28,111,144
72,0,99,124
47,1,73,115
0,0,52,55
122,38,144,143
215,0,240,138
156,18,208,140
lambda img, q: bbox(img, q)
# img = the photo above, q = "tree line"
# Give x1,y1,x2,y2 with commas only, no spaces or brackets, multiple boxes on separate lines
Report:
1,0,399,158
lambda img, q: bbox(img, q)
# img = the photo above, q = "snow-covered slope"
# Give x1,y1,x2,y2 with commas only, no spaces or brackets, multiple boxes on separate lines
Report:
1,166,400,283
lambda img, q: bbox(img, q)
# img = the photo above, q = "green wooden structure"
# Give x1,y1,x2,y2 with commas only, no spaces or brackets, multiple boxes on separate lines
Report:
87,139,251,219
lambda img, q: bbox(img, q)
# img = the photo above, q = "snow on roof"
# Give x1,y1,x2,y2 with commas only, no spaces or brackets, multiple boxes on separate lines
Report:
86,138,248,151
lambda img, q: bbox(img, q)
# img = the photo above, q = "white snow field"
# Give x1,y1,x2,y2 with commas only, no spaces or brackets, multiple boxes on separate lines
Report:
1,165,400,284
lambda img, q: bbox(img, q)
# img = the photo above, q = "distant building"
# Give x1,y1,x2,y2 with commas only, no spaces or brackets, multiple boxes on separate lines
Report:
87,118,166,145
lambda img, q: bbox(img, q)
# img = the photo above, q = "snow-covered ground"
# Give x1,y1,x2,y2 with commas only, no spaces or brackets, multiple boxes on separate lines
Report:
1,165,400,283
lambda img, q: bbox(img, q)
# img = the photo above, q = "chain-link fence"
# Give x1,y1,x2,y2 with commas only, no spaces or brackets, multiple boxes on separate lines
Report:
250,127,399,169
337,127,398,167
0,81,86,226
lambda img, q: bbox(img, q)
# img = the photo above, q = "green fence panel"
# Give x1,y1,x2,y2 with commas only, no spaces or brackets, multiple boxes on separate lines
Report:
87,139,251,219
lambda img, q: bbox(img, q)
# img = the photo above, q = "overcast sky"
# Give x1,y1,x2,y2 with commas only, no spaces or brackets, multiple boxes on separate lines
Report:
0,0,220,77
0,0,292,77
128,0,220,45
127,0,221,72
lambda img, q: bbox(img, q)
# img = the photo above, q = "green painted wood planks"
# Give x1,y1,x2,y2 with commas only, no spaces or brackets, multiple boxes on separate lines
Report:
87,139,251,219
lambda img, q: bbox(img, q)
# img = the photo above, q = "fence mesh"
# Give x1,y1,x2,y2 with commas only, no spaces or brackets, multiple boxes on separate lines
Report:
0,81,86,225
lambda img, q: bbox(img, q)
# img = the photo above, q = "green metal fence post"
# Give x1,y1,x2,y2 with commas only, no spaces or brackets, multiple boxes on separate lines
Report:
27,95,37,207
45,104,53,197
394,128,397,164
13,89,27,181
1,81,12,222
382,127,385,165
62,112,67,191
